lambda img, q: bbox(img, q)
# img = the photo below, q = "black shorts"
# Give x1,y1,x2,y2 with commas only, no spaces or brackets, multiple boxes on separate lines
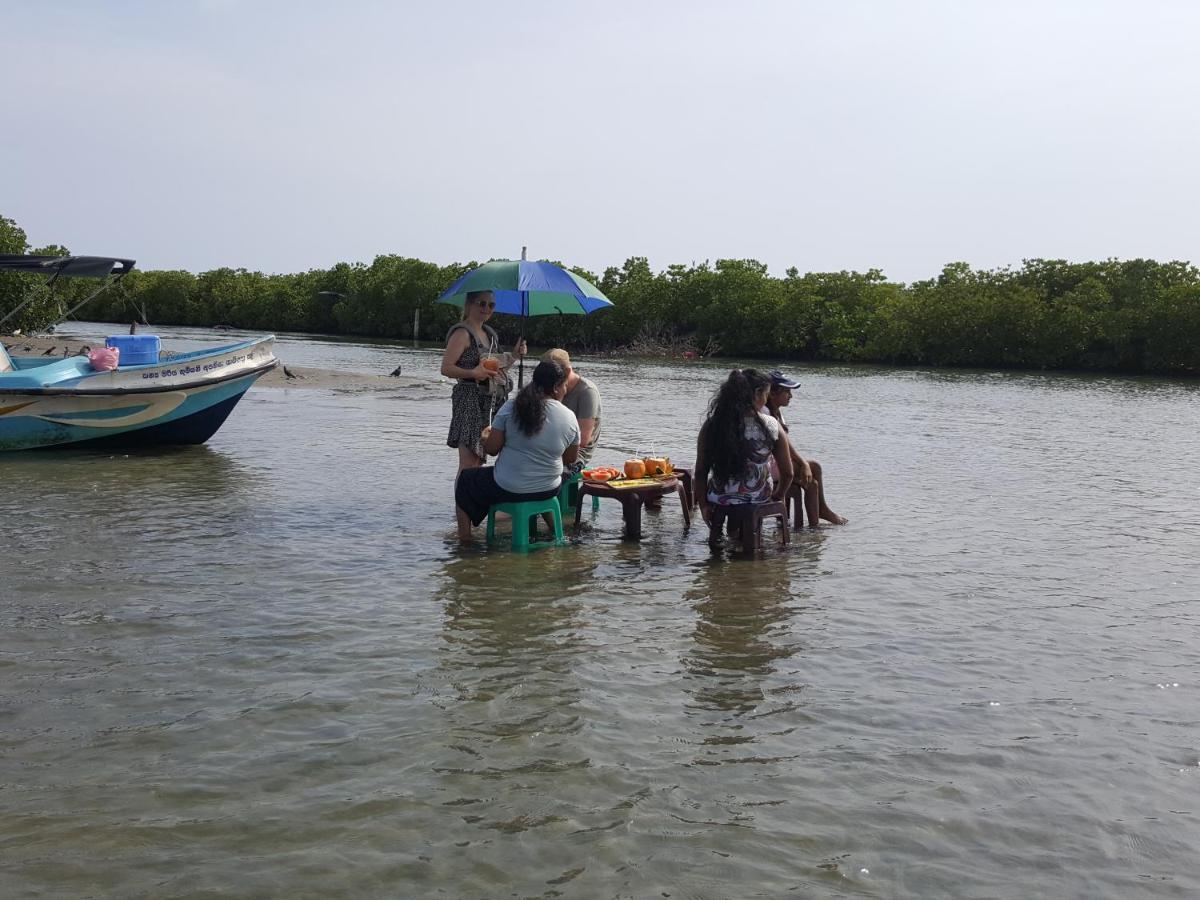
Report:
455,467,560,526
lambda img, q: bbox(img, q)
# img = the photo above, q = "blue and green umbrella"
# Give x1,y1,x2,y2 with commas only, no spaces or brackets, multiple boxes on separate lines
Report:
437,259,613,384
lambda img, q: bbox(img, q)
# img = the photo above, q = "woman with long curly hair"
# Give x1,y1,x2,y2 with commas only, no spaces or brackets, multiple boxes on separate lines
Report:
453,359,580,543
695,368,793,526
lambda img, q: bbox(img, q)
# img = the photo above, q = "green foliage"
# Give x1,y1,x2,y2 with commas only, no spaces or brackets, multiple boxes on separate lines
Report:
0,216,27,256
2,210,1199,374
333,255,451,338
0,215,31,328
0,217,64,332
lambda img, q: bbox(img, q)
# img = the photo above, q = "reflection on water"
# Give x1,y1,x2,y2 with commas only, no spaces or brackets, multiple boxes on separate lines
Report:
684,555,811,718
5,443,254,495
5,325,1200,898
427,553,595,855
436,552,591,713
4,445,258,604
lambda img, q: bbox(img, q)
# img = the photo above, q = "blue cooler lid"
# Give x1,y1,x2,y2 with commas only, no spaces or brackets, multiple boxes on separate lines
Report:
106,334,162,350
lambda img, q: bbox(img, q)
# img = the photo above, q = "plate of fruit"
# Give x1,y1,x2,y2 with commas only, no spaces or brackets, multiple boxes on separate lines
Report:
582,466,622,483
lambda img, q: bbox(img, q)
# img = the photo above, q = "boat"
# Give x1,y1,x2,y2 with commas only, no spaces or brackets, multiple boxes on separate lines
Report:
0,254,277,451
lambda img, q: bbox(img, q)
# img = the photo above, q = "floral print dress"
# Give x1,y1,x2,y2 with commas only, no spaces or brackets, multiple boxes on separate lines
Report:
445,324,509,459
706,412,781,505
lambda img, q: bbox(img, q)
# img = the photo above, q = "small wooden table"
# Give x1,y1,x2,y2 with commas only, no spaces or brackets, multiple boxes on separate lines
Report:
576,475,691,540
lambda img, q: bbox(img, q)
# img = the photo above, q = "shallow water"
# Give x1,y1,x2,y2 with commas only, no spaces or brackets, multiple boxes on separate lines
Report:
3,324,1199,898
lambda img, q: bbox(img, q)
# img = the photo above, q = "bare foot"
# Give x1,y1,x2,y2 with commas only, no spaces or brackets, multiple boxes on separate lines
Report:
820,510,848,525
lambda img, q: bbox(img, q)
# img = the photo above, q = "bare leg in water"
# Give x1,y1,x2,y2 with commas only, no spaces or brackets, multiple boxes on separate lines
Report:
801,459,847,526
455,506,474,543
455,446,485,542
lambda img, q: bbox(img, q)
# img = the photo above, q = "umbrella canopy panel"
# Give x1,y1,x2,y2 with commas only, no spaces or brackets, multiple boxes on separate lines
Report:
437,260,612,316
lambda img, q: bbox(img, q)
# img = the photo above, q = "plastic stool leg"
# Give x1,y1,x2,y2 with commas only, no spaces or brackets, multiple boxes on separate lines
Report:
510,511,531,551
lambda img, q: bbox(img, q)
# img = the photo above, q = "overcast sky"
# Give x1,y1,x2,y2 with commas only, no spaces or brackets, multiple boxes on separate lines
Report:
3,0,1199,282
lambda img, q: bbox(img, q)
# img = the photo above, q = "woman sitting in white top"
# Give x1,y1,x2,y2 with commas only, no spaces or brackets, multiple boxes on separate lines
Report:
765,369,847,525
454,359,580,543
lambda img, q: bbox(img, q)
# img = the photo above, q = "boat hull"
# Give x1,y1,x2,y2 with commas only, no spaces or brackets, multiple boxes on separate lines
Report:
0,337,275,451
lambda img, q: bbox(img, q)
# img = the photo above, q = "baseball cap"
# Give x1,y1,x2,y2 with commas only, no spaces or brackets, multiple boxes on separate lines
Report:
768,370,801,390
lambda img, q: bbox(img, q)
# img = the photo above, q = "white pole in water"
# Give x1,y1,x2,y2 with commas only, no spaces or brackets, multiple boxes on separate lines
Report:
413,307,420,347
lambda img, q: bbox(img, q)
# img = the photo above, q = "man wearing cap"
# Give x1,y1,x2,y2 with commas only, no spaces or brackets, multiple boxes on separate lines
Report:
765,370,847,526
543,348,601,466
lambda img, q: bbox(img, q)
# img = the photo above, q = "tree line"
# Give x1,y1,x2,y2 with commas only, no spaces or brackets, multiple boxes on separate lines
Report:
3,212,1198,374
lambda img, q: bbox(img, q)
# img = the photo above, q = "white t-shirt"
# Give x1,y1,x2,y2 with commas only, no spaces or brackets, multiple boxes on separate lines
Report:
492,398,581,494
707,411,781,505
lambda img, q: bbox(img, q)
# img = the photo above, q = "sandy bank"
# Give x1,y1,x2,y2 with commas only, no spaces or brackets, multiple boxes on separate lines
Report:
2,334,435,394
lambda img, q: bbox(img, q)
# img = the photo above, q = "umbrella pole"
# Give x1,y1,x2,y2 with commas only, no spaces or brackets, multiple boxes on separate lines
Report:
518,329,525,389
517,285,527,389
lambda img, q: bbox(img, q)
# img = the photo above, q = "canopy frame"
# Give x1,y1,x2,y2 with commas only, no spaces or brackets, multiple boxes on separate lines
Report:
0,255,137,331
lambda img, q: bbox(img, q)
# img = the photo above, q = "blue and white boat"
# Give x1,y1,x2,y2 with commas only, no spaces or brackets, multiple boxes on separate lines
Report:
0,255,277,451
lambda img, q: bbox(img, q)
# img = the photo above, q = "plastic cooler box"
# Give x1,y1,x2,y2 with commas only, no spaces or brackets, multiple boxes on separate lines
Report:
105,334,161,366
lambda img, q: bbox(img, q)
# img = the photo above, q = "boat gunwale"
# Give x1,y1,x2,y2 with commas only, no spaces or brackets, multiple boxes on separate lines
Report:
134,336,275,364
0,359,277,397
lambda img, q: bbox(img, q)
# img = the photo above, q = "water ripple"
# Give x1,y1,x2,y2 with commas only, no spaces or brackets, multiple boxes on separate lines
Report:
3,327,1200,897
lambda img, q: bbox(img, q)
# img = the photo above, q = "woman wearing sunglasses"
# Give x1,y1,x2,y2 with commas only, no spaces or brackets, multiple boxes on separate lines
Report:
442,290,527,471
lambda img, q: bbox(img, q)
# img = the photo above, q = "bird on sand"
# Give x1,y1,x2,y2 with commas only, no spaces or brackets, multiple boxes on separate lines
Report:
42,346,56,355
282,365,297,380
388,365,402,376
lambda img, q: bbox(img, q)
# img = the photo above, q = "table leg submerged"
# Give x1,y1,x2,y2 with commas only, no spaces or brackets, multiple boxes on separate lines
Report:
621,494,644,540
676,481,691,529
674,466,697,509
576,480,687,540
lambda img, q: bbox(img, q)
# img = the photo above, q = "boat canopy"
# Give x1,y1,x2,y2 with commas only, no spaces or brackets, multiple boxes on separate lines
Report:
0,255,136,280
0,255,138,332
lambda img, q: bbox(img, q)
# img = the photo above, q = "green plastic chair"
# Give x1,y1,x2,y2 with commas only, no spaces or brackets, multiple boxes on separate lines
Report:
486,495,565,551
559,471,600,515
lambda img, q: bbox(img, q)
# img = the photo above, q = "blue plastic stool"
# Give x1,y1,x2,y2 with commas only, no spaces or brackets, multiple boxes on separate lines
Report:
487,496,565,551
559,472,600,514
